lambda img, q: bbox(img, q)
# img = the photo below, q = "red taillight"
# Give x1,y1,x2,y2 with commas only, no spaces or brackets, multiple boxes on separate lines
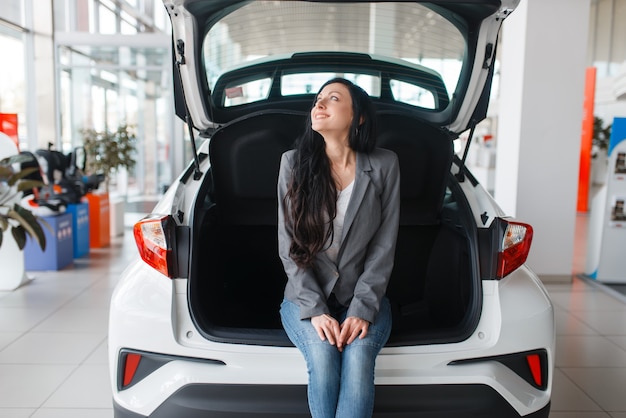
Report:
450,349,548,391
526,353,543,387
122,353,141,388
496,221,533,279
134,215,174,277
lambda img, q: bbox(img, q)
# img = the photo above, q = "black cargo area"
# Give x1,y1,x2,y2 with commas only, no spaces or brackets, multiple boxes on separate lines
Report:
188,111,480,346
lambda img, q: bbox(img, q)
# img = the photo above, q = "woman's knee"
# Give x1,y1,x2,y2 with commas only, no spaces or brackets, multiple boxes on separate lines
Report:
367,297,392,347
280,299,314,346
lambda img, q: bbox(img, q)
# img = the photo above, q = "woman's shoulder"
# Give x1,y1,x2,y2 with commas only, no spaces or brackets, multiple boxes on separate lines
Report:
280,149,297,165
368,147,399,166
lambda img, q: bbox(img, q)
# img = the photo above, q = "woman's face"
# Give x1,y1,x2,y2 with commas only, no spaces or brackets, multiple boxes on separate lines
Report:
310,82,354,139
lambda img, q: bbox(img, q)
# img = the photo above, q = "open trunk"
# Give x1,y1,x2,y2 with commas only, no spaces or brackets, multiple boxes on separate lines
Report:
187,111,481,347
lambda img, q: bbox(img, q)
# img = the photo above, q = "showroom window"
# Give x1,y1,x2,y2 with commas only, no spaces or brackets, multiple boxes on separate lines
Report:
0,1,30,148
54,0,176,197
589,0,626,77
0,0,23,25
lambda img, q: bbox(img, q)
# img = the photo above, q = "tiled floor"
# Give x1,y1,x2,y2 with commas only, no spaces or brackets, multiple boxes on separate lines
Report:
0,231,135,418
0,213,625,417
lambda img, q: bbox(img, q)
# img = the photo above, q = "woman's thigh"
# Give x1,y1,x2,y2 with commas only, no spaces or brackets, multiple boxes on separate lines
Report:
342,296,392,351
280,299,341,370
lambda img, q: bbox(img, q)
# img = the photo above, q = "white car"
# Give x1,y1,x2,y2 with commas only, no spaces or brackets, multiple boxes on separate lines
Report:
109,1,555,417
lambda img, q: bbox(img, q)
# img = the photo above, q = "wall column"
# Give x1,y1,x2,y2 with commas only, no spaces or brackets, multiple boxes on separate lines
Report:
31,0,58,148
495,0,591,281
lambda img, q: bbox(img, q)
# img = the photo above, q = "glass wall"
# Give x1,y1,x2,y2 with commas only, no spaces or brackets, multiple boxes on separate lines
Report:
588,0,626,124
54,0,174,197
589,0,626,77
0,1,29,148
0,26,27,145
0,0,23,24
0,0,177,197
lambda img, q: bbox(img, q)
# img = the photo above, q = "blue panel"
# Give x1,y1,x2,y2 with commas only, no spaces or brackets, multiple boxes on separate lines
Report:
24,212,74,270
67,203,90,258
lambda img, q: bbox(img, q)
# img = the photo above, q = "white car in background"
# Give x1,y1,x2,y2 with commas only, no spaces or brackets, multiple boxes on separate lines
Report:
109,0,555,417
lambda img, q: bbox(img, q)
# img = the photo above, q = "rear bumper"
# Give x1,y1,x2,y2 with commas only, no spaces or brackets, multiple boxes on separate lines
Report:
113,383,550,418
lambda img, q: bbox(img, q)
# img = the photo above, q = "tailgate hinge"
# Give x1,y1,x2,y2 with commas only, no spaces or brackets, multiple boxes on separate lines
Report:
174,39,203,181
482,43,494,69
455,119,478,182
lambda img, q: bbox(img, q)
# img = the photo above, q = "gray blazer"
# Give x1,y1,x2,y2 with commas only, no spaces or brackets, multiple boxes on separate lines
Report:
278,148,401,323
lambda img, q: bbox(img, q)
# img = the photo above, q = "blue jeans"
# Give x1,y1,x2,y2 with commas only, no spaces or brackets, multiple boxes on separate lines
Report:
280,297,392,418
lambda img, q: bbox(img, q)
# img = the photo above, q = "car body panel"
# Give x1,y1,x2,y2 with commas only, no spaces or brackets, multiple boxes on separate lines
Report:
110,262,552,417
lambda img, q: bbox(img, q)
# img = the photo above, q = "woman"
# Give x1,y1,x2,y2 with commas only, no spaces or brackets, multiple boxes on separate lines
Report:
278,78,401,418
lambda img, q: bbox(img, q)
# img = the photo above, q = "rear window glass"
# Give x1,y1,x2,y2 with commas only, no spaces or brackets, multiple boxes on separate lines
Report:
203,1,465,108
223,78,271,106
282,73,380,97
390,79,435,109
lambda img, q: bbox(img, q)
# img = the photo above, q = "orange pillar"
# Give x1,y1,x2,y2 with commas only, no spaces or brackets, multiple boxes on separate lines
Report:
577,67,596,213
85,192,111,248
0,113,19,150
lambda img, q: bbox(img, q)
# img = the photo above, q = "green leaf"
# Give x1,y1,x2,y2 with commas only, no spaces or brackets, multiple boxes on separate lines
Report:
8,167,40,186
1,154,36,166
0,166,12,181
11,225,26,250
16,179,45,193
8,204,47,251
0,228,3,247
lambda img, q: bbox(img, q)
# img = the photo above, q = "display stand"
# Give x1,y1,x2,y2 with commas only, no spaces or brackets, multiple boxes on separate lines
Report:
85,192,110,248
585,117,626,283
24,212,73,271
66,202,90,258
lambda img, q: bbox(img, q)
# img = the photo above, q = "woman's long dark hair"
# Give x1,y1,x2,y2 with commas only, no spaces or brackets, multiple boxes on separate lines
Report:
285,78,377,268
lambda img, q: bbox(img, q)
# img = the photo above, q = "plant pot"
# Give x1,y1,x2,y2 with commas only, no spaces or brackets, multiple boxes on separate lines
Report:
110,197,126,237
592,149,609,186
0,237,29,291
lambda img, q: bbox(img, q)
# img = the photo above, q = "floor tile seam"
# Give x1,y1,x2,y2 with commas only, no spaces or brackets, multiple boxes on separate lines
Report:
547,288,601,294
0,282,107,350
79,335,109,366
577,275,626,305
31,407,114,412
557,307,626,313
556,334,626,341
0,329,29,355
565,307,624,318
557,335,626,356
555,367,612,414
0,334,108,366
558,366,626,371
562,310,626,336
32,363,83,413
0,361,94,365
564,312,626,336
31,337,109,412
0,407,36,418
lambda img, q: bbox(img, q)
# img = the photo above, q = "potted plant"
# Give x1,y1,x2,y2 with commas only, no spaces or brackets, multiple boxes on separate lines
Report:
0,154,49,290
82,124,137,191
81,124,137,238
0,154,46,250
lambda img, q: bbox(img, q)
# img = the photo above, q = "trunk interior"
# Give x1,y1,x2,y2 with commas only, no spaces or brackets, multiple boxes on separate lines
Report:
188,111,481,347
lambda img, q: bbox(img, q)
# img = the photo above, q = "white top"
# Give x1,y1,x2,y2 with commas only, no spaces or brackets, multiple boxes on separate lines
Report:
325,180,354,263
